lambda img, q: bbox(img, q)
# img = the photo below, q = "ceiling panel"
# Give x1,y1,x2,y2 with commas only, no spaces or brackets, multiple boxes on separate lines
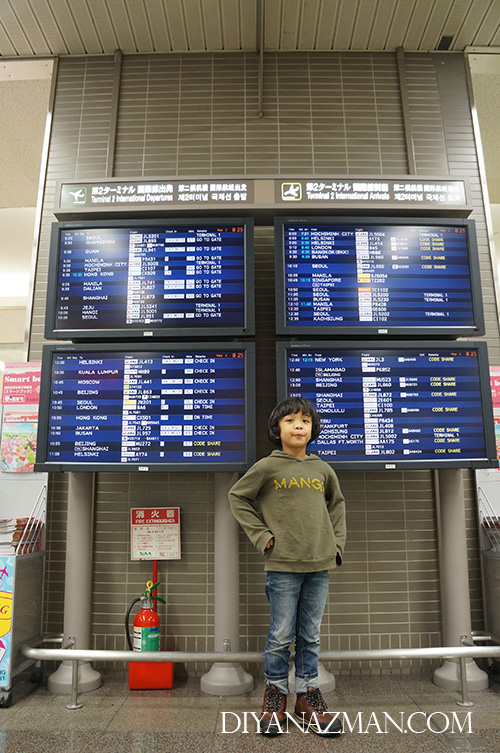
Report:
48,0,85,55
0,22,17,57
265,0,281,52
13,0,51,55
385,0,416,51
402,0,434,51
126,0,155,53
239,0,256,50
314,0,338,51
144,0,172,52
0,2,35,56
87,0,119,53
473,1,500,46
297,0,321,50
454,0,496,49
280,0,301,51
333,0,360,51
220,0,241,50
69,0,103,55
107,0,142,53
0,0,499,56
203,0,225,50
182,0,206,51
29,0,68,55
351,0,378,50
163,0,188,51
418,0,453,52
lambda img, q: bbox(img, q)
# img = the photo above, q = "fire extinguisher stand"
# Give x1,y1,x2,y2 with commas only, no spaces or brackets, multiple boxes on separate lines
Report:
201,472,253,695
127,578,173,690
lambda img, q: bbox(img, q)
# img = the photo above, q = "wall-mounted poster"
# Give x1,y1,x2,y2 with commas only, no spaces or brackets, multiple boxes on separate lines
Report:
0,413,38,473
1,363,41,406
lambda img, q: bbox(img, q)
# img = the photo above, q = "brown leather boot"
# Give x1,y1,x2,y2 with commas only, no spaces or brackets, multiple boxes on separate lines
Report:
294,686,342,735
260,684,287,736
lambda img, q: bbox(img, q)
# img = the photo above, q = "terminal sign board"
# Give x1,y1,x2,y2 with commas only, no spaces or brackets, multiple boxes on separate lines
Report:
56,177,470,215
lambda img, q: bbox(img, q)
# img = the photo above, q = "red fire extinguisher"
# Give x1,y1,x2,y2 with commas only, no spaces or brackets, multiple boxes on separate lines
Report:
126,580,174,690
133,581,162,651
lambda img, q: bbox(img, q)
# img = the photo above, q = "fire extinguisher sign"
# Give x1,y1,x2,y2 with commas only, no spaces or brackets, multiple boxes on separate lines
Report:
130,507,181,560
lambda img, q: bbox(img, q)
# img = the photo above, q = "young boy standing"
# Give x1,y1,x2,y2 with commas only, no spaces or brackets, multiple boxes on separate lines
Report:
229,397,346,736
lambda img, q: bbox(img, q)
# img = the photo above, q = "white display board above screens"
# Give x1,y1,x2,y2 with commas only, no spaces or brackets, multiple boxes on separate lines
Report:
276,341,497,472
35,342,255,474
275,216,484,338
44,218,255,341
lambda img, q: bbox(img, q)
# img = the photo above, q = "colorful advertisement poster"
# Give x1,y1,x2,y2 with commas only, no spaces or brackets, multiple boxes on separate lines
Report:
1,363,41,406
491,369,500,463
495,419,500,463
131,508,181,560
0,412,38,473
0,557,15,690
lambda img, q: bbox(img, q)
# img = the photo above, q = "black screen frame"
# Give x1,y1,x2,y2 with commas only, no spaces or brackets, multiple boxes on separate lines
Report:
274,216,485,337
276,340,497,470
35,341,256,473
44,217,255,340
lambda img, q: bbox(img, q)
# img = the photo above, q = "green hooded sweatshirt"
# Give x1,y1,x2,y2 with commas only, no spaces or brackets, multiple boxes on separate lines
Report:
229,450,346,572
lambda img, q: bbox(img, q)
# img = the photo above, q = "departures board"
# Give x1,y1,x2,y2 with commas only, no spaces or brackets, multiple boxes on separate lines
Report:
276,341,497,470
35,343,255,473
275,217,484,337
45,219,254,339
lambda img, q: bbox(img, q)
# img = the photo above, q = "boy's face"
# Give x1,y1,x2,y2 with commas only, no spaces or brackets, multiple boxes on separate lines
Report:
277,409,312,458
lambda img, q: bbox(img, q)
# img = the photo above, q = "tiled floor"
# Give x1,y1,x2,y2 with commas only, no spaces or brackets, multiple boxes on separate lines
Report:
0,668,498,752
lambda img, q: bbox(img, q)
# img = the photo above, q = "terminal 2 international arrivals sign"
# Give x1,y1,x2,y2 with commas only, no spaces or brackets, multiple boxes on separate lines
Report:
56,177,470,216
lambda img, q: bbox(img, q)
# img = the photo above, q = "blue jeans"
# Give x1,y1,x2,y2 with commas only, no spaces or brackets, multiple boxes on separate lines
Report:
264,570,329,694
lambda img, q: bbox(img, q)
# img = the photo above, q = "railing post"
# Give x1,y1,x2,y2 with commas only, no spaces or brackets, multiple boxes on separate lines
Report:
456,636,475,708
65,637,83,710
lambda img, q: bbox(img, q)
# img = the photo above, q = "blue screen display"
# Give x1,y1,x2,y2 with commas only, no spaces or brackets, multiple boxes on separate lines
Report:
44,348,249,466
280,221,479,332
53,223,248,332
282,344,495,468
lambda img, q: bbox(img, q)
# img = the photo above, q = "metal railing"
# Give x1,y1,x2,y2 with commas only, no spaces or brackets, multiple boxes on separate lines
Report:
22,636,500,710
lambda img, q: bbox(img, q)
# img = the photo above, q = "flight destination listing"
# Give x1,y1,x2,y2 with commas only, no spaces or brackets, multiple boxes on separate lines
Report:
55,225,246,330
287,348,487,462
47,351,246,464
284,223,475,327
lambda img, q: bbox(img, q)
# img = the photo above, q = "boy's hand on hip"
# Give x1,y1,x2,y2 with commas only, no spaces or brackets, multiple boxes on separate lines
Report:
265,537,275,550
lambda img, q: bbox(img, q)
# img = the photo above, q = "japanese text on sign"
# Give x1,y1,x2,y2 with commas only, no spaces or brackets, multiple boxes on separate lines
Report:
131,507,180,560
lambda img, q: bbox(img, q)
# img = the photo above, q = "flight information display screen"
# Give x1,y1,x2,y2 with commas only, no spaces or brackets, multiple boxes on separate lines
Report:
276,341,497,470
275,217,484,336
45,219,254,339
35,343,255,472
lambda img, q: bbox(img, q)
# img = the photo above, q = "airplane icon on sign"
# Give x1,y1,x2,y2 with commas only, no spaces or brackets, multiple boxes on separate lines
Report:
281,182,302,200
68,188,87,204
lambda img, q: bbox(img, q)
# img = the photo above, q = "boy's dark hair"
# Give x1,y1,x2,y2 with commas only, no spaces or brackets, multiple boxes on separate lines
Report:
267,397,321,449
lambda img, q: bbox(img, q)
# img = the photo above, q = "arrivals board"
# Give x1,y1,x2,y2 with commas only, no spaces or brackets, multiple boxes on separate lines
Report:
45,219,254,339
276,341,497,470
35,343,255,472
275,217,483,336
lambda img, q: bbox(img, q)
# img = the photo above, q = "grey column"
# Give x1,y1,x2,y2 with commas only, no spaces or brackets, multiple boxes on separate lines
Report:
47,472,101,692
200,472,253,695
433,468,488,690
